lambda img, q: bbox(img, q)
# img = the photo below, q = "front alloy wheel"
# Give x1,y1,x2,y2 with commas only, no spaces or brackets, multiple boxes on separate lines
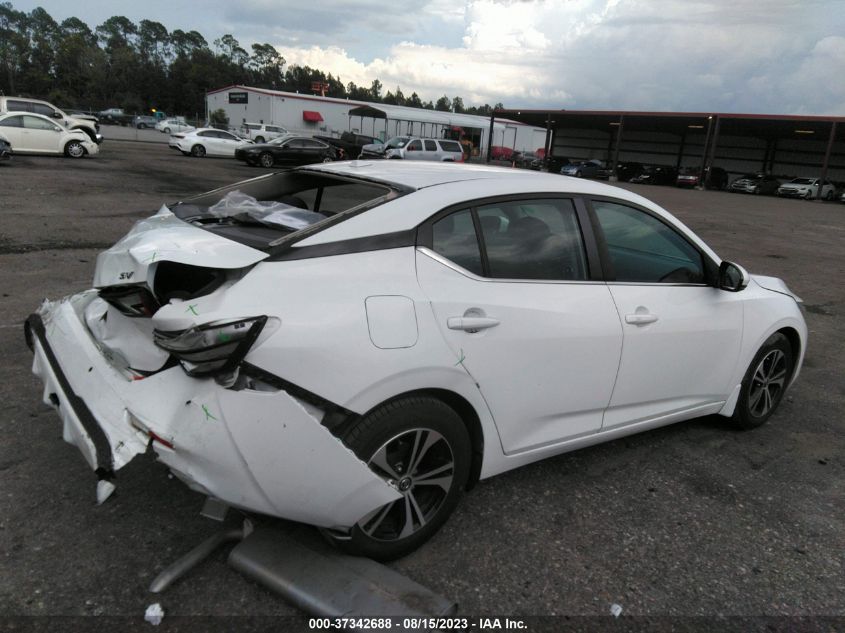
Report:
324,397,470,561
733,332,794,429
191,144,206,158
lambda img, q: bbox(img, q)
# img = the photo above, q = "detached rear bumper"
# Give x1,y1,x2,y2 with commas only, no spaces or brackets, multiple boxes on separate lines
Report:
25,293,400,528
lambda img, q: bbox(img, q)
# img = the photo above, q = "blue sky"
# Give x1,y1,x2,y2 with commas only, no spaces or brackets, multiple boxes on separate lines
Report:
11,0,845,114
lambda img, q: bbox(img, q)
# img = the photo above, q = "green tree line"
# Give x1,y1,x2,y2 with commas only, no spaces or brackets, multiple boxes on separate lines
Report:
0,3,504,117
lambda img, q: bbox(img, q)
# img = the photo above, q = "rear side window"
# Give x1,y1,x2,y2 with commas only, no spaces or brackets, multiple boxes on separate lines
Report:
592,200,704,283
429,198,588,281
6,100,32,112
431,209,483,275
439,140,462,153
477,199,587,280
0,115,24,127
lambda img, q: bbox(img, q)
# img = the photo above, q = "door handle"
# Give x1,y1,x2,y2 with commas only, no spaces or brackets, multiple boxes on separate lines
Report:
625,313,658,325
447,316,500,331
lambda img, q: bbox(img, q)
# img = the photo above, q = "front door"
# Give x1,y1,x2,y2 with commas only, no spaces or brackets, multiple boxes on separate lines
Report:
416,198,623,454
589,199,744,429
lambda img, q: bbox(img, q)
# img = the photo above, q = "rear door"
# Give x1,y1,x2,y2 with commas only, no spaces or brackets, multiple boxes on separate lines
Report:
416,196,623,454
588,198,744,429
404,138,424,160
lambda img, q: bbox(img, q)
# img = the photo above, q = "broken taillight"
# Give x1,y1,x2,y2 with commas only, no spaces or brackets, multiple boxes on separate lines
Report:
153,316,268,377
99,285,161,317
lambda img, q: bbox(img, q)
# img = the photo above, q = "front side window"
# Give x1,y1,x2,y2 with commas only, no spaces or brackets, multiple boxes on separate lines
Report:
407,140,423,151
30,103,56,117
592,200,704,283
424,140,437,151
23,116,59,131
431,209,483,275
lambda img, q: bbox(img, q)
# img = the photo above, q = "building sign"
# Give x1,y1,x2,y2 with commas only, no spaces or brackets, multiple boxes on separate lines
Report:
228,91,248,104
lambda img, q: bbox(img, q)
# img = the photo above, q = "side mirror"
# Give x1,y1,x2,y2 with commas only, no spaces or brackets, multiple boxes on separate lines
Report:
51,111,63,119
719,261,749,292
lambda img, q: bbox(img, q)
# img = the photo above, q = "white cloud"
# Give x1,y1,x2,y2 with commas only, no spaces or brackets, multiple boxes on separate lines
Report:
275,0,845,114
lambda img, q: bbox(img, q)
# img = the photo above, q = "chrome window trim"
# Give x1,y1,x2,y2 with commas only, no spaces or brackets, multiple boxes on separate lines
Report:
417,247,604,286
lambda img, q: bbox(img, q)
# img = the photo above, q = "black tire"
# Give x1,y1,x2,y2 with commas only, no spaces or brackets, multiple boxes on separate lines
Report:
255,136,265,144
575,170,582,177
164,127,171,134
321,156,333,163
190,144,206,158
324,396,471,561
259,152,274,168
138,123,147,129
732,333,794,430
824,190,834,201
64,140,85,158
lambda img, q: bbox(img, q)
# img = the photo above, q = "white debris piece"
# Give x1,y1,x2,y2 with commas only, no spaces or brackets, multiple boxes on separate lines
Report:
96,480,116,505
144,603,165,625
610,603,623,618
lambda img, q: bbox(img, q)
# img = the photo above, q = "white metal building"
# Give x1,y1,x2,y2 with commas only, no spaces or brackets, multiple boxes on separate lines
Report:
206,85,547,156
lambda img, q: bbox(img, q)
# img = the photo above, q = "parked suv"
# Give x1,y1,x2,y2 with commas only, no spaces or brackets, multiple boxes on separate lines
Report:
385,137,464,162
240,122,288,144
1,97,102,144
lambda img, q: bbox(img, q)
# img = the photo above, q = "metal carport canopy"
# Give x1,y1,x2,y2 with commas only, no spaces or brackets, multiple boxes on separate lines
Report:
348,104,510,131
493,108,845,140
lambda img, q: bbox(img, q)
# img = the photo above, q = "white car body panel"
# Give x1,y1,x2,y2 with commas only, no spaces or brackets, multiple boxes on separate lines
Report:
25,162,808,537
31,293,400,527
416,248,623,453
92,207,268,288
0,112,97,156
601,284,744,429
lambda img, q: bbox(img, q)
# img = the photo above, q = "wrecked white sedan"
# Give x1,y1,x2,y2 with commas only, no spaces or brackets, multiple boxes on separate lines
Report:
26,162,807,560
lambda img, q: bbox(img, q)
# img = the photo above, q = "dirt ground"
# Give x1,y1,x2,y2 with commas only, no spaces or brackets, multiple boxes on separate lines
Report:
0,142,843,631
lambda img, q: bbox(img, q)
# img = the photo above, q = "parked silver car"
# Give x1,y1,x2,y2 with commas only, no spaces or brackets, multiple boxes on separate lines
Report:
384,136,464,162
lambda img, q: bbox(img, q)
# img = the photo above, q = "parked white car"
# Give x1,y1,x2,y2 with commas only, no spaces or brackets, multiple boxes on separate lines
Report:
174,128,252,157
25,163,806,561
156,117,194,134
0,112,99,157
776,177,836,200
1,96,102,144
240,122,288,144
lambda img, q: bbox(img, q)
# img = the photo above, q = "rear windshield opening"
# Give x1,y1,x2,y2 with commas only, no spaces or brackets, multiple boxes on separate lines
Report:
168,171,399,251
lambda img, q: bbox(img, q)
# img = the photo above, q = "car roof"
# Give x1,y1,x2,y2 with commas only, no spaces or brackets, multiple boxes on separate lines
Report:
301,160,626,193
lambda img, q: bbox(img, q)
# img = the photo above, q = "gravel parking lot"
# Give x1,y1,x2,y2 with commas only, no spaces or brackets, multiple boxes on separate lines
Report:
1,142,843,630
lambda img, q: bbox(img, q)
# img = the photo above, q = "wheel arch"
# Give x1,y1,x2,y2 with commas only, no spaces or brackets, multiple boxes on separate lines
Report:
355,388,486,490
776,325,802,383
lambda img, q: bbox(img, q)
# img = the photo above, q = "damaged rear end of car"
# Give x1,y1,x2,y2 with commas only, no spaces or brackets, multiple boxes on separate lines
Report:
25,169,406,528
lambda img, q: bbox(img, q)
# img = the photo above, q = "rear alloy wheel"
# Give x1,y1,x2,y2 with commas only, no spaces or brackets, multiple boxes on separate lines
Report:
255,136,265,144
733,333,794,429
138,123,146,129
825,190,834,201
259,152,274,168
164,127,171,134
324,397,471,561
322,156,333,163
190,144,206,158
64,140,85,158
575,170,582,177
